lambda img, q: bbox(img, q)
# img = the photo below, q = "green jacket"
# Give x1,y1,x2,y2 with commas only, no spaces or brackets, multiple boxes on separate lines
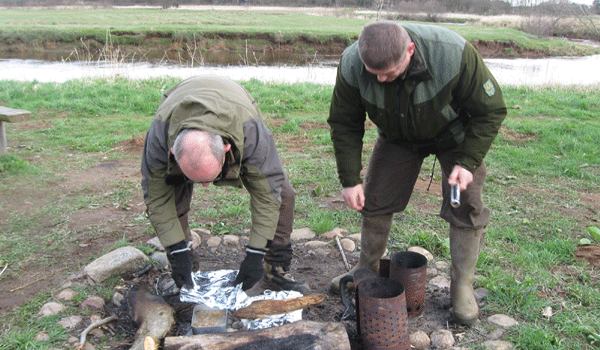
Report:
328,23,507,188
141,76,285,250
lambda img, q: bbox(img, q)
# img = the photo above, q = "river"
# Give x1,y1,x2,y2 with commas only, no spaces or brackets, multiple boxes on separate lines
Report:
2,55,600,86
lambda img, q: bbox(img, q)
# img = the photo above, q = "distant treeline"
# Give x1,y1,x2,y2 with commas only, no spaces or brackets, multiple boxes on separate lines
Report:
2,0,599,16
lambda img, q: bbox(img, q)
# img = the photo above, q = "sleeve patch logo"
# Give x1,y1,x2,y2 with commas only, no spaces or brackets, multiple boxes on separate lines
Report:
483,79,496,97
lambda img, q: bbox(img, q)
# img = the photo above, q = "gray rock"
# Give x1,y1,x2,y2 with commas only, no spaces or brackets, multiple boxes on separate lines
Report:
429,275,451,290
150,251,169,268
56,288,77,302
223,234,240,246
80,296,105,311
483,340,514,350
347,233,361,241
112,292,124,307
322,227,348,240
474,287,489,301
291,227,316,241
430,329,455,349
83,246,149,283
435,260,449,270
146,237,164,251
340,238,356,251
58,315,84,329
410,330,431,349
207,236,222,248
38,302,64,317
487,314,519,328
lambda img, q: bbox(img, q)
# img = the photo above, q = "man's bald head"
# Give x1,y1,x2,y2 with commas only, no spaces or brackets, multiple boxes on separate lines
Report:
172,129,227,183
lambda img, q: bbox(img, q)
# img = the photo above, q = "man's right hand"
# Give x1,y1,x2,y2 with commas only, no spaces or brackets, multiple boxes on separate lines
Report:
166,241,194,289
233,247,265,291
342,184,365,211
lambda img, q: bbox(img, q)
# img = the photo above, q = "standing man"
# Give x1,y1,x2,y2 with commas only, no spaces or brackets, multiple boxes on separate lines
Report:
328,21,506,325
142,75,309,294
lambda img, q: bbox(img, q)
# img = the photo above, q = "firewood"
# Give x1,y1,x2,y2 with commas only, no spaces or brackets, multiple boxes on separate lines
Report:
232,294,325,319
127,282,175,350
164,320,351,350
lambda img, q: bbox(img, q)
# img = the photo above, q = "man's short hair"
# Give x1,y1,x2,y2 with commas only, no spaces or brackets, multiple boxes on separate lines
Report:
358,21,411,70
173,129,225,170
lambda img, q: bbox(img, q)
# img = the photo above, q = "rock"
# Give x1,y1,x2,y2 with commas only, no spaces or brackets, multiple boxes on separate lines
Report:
291,227,316,241
322,228,348,240
435,260,449,270
407,246,434,262
189,230,202,250
207,236,222,248
340,238,356,251
38,302,64,317
483,340,514,350
150,251,169,268
34,331,50,341
410,330,431,349
56,288,77,302
58,315,84,329
223,234,240,246
303,240,330,251
429,275,450,290
80,296,105,311
487,314,519,327
112,292,125,307
427,267,438,276
146,237,164,251
347,233,361,241
488,328,505,340
191,228,211,236
83,246,149,283
430,329,454,349
474,287,489,302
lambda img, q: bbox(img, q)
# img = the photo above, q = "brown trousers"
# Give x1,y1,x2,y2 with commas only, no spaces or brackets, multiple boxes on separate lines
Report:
175,176,295,267
361,136,490,229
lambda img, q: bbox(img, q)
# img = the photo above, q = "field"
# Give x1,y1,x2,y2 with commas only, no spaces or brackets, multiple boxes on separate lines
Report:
1,6,600,350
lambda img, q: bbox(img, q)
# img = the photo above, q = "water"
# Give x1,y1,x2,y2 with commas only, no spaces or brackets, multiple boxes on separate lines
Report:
2,55,600,86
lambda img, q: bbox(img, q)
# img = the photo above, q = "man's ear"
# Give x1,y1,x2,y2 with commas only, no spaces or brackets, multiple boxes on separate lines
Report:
224,143,232,152
170,147,175,155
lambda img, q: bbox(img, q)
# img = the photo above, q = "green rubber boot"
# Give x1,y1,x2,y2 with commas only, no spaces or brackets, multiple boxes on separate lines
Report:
449,226,486,325
330,214,393,295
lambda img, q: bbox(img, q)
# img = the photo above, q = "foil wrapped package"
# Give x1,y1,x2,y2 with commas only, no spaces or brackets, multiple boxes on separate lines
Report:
179,269,303,331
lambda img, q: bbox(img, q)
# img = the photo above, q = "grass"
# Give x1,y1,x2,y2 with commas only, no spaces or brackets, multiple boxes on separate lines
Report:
1,8,599,57
0,78,599,349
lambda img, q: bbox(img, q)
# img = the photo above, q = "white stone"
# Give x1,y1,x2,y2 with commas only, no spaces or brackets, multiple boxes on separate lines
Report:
303,240,329,250
340,238,356,252
146,236,164,251
150,252,169,268
429,275,450,290
189,230,202,250
291,227,316,241
430,329,455,349
38,302,64,317
58,315,84,329
427,267,438,276
347,233,361,241
34,332,50,341
435,260,449,270
56,288,77,302
474,287,489,302
83,246,149,283
407,246,434,262
223,234,240,245
483,340,514,350
207,236,222,248
410,330,431,349
80,296,105,311
191,228,211,236
487,314,519,328
112,292,124,307
321,227,348,240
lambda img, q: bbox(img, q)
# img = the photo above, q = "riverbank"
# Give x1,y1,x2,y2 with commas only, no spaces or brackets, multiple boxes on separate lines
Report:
1,6,599,63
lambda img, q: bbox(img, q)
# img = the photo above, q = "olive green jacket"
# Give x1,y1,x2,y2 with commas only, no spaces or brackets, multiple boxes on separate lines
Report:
328,23,507,188
141,76,285,249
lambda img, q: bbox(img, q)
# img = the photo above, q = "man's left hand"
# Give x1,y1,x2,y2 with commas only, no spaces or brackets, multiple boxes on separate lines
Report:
234,247,265,291
448,165,473,191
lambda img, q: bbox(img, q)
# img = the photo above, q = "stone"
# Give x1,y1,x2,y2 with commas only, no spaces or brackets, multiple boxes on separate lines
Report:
146,237,164,251
80,296,105,311
321,227,348,240
407,246,434,262
58,315,84,329
56,288,77,302
429,275,450,290
340,238,356,251
430,329,455,349
189,230,202,250
34,331,50,341
410,330,430,349
112,292,124,307
483,340,514,350
222,234,240,245
487,314,519,328
427,267,438,276
150,252,169,268
347,233,361,241
303,240,330,250
207,236,222,248
38,302,64,317
291,227,316,241
435,260,449,270
83,246,149,283
474,287,489,301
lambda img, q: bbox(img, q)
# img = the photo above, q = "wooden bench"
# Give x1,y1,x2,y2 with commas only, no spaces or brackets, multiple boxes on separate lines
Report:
0,106,31,156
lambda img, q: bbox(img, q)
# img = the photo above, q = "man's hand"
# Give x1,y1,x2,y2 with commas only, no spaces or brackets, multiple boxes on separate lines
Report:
448,165,473,191
342,184,365,211
166,241,194,289
234,247,265,291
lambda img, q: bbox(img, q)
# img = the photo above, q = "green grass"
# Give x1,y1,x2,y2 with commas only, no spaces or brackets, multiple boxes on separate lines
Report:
0,78,599,349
